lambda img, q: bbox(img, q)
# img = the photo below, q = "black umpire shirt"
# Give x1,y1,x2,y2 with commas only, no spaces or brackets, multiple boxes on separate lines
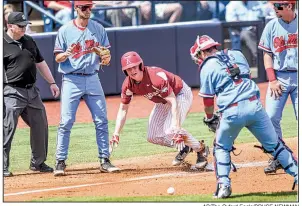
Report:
3,32,44,87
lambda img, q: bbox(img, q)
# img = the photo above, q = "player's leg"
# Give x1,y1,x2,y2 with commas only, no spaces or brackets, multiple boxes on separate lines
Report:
213,105,243,198
247,105,298,183
3,86,26,177
240,29,257,64
55,75,83,176
265,73,290,139
84,74,119,173
147,98,192,167
147,103,172,147
22,86,52,172
289,76,297,120
173,82,208,168
265,73,290,172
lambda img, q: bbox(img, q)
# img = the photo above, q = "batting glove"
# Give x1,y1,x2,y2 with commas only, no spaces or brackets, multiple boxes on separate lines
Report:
109,134,120,154
171,134,186,152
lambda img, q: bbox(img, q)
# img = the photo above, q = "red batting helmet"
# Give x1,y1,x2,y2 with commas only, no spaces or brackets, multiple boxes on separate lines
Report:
74,1,94,7
121,51,144,76
190,35,221,65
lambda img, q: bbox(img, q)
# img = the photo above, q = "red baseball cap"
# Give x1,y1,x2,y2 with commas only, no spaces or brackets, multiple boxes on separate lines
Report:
270,1,296,4
74,1,94,7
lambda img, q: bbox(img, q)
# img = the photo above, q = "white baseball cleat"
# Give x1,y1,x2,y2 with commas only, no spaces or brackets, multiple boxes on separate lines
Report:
213,184,232,199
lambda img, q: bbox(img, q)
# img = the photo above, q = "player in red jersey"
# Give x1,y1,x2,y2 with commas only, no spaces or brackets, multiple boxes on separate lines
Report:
110,51,209,169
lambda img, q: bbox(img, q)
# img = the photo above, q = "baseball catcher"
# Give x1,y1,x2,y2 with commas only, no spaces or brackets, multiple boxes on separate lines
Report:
190,34,298,198
92,46,111,66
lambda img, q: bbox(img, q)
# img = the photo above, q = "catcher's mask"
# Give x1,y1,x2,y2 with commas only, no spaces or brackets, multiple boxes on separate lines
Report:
190,35,221,66
121,51,144,76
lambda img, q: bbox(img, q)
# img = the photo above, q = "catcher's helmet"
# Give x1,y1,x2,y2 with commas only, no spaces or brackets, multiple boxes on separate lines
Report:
121,51,144,76
190,35,221,65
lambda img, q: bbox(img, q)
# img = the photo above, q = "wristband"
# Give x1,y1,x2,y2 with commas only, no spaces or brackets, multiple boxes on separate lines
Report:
203,97,214,107
266,68,276,82
50,82,56,85
205,113,214,119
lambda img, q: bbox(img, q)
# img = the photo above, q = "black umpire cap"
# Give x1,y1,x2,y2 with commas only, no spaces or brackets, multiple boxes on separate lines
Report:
7,12,32,26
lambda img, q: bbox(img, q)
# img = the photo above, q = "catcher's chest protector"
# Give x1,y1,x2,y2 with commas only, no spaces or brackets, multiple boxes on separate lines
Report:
199,50,250,80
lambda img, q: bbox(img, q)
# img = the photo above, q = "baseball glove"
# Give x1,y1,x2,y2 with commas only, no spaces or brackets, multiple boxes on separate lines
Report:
203,113,220,133
92,46,111,66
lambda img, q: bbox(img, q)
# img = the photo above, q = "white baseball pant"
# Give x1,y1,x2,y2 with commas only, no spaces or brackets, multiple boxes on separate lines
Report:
147,81,202,152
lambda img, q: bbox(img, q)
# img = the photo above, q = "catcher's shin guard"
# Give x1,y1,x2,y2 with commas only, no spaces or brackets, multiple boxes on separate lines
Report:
292,174,298,190
213,143,232,186
265,140,298,178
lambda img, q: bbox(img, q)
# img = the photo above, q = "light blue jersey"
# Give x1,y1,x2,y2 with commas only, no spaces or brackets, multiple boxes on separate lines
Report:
198,50,259,112
258,16,298,71
54,19,110,74
258,14,298,140
197,49,298,190
55,18,112,163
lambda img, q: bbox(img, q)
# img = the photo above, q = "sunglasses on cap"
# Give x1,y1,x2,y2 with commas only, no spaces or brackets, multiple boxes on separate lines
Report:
16,24,27,29
77,5,92,11
273,3,288,10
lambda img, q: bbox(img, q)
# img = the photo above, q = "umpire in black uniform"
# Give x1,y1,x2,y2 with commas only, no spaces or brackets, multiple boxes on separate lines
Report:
3,12,60,177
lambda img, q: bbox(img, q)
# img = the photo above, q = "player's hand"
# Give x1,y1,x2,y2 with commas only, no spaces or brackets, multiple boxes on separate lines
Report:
269,80,283,99
50,83,60,98
109,134,120,154
64,45,76,57
171,133,186,152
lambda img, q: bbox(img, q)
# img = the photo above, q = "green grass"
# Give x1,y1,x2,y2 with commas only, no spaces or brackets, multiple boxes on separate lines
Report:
10,105,297,172
9,105,298,202
36,191,298,202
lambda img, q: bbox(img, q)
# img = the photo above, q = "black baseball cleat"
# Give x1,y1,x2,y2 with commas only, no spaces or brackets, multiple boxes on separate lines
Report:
264,158,282,174
54,160,66,176
30,162,54,173
3,169,13,177
100,158,120,173
195,151,208,169
172,145,192,166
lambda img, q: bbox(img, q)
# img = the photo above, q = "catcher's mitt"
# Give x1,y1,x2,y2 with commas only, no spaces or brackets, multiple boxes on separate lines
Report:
203,113,220,133
92,46,111,66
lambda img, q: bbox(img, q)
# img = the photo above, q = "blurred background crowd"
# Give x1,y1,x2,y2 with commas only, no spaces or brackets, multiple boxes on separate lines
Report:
3,0,282,67
4,1,277,32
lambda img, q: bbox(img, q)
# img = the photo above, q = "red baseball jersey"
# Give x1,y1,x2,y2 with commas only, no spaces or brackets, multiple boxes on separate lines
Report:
121,67,183,104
